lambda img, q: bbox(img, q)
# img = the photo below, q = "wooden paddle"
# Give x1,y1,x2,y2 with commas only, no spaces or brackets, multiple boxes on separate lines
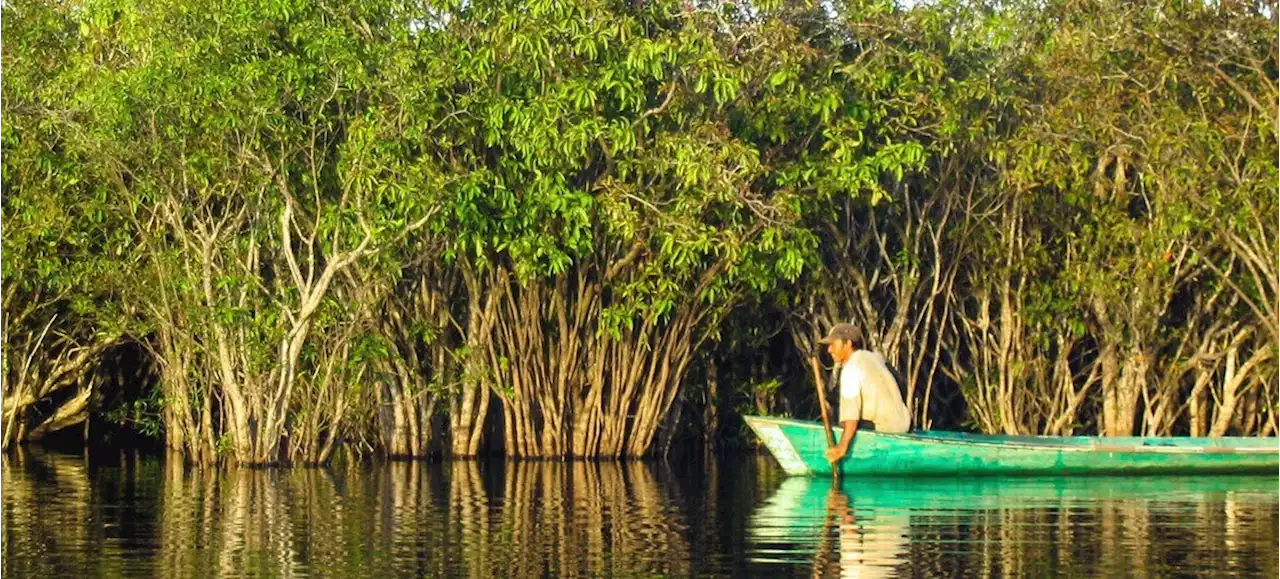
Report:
810,356,840,482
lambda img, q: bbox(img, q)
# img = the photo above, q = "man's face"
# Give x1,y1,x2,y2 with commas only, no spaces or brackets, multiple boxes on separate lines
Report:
826,340,853,364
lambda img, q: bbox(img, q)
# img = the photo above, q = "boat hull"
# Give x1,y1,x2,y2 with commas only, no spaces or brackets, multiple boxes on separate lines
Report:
744,415,1280,476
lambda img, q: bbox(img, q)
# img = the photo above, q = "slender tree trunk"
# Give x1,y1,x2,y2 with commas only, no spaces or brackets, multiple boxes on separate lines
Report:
452,266,501,457
1110,345,1149,437
1098,343,1122,436
703,357,719,448
1209,340,1272,436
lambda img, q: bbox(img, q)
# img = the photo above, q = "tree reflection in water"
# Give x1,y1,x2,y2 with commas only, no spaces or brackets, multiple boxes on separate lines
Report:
3,449,1277,577
1,450,702,577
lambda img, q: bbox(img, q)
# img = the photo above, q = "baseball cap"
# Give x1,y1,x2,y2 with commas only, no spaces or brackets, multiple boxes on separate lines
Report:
817,323,861,345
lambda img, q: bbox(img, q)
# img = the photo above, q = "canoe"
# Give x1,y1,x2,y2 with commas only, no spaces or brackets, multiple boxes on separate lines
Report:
744,415,1280,476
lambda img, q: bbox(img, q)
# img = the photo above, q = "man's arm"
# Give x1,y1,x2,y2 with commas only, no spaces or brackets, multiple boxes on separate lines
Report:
825,419,858,463
827,354,863,464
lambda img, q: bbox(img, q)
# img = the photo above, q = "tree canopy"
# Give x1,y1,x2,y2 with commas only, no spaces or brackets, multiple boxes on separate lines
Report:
3,0,1276,462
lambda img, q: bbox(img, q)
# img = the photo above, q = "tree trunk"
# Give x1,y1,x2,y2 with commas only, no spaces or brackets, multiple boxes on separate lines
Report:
1110,345,1149,437
1209,341,1272,436
25,385,94,440
451,266,501,457
703,357,719,448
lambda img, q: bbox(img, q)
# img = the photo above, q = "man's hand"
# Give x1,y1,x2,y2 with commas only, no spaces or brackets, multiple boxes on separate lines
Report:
828,420,858,465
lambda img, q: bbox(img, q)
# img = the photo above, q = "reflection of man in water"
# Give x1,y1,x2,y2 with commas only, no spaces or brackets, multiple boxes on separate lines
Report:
820,486,908,579
751,478,907,578
817,323,911,465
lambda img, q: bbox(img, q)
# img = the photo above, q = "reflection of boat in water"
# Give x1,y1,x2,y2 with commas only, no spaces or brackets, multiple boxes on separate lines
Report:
749,474,1280,575
753,475,1280,525
745,416,1280,476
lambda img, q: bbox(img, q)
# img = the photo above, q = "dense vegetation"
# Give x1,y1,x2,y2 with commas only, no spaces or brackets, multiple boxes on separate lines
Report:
4,0,1275,463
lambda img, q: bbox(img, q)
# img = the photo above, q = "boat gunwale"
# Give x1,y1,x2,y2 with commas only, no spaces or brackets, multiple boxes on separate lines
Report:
743,416,1280,455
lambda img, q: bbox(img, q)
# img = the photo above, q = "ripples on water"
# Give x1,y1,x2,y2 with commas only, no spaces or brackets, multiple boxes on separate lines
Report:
2,448,1276,577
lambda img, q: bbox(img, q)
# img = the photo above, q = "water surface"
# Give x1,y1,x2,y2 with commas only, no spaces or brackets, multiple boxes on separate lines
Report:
3,448,1276,577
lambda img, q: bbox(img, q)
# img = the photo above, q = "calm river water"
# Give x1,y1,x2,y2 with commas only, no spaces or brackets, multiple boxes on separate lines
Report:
3,448,1277,577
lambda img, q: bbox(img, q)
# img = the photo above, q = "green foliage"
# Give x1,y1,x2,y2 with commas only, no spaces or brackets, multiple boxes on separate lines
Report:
4,0,1274,452
106,387,164,439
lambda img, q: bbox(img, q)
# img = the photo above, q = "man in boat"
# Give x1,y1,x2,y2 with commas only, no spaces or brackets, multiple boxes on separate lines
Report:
818,323,911,465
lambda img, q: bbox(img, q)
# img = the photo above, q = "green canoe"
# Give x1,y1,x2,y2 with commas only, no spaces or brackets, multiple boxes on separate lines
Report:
745,415,1280,476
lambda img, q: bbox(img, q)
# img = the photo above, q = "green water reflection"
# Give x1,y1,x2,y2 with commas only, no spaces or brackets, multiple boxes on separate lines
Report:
753,475,1280,577
2,447,1276,577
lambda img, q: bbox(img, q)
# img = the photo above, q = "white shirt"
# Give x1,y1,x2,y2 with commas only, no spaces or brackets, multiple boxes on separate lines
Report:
838,351,911,433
